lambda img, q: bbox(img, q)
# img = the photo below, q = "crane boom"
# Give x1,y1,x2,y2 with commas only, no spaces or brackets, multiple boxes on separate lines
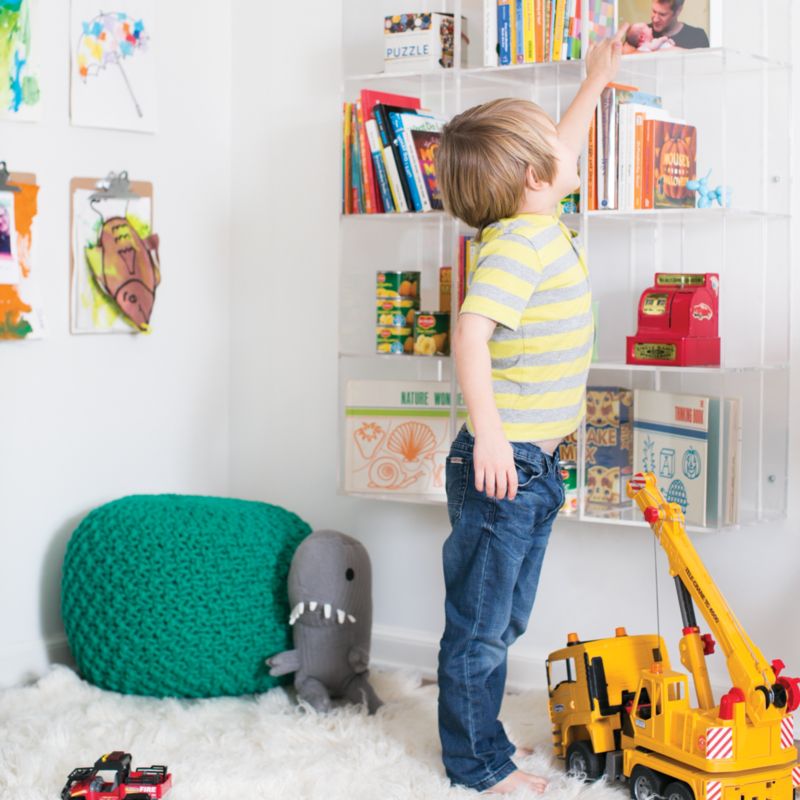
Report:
627,473,800,726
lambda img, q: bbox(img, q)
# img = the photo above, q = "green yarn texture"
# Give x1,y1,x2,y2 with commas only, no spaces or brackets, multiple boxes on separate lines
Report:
62,495,311,698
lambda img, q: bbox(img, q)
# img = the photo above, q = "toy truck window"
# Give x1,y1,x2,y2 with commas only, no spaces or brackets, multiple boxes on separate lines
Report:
547,658,576,692
92,769,120,790
636,685,652,720
667,681,683,702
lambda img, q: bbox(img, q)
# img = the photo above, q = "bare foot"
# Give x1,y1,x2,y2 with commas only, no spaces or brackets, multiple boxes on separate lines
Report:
514,746,534,759
484,769,549,795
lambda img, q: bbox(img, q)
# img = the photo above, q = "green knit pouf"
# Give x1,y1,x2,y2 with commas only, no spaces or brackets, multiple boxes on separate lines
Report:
61,495,311,698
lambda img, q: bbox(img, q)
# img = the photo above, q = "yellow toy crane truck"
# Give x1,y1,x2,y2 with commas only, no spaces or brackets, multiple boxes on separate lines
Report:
547,472,800,800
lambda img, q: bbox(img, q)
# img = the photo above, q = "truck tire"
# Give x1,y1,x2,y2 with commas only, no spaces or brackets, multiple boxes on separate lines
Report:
630,766,665,800
663,781,694,800
566,741,603,782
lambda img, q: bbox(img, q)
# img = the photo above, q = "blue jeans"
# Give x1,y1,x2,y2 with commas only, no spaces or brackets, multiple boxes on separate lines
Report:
437,425,564,792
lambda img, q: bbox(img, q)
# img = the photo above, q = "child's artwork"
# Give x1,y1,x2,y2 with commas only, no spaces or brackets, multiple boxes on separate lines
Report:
0,178,43,340
0,0,42,120
620,1,718,53
71,178,160,334
70,0,157,132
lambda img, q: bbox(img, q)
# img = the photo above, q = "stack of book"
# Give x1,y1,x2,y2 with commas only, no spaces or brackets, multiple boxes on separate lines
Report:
588,83,697,211
343,90,445,215
485,0,614,67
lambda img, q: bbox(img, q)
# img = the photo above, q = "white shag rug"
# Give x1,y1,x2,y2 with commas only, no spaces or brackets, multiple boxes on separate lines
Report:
0,665,629,800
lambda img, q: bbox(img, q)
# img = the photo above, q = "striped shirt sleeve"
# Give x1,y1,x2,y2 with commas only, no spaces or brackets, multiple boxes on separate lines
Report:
460,232,544,331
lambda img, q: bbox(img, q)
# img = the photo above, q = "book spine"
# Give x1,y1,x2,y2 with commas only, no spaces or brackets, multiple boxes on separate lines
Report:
642,119,655,210
596,93,607,208
402,128,432,212
498,1,512,65
572,0,581,59
617,105,630,211
587,111,596,211
515,0,525,62
382,146,408,213
350,105,363,213
633,111,645,210
561,0,572,60
484,0,499,66
523,0,535,62
508,0,518,65
391,120,424,212
547,0,554,61
343,102,352,214
552,0,566,61
373,102,391,148
384,112,416,210
355,100,376,214
366,119,394,213
534,0,544,61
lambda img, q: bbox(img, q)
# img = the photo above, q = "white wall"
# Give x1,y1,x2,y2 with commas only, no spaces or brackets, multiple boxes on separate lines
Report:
0,1,232,686
229,0,800,694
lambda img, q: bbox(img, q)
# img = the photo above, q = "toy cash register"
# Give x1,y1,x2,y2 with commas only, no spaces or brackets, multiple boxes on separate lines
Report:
626,273,720,366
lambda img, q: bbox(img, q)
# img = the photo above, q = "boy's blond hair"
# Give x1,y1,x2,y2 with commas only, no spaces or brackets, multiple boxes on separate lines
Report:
436,98,557,239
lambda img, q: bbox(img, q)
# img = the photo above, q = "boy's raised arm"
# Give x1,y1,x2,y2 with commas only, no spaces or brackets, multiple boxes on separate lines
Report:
556,25,629,157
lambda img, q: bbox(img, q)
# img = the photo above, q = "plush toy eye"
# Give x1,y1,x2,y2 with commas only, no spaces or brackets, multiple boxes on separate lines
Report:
346,568,355,581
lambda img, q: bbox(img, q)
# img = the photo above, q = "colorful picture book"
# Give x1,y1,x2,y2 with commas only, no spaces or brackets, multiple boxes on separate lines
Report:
343,90,445,215
633,389,740,527
344,380,465,497
558,386,633,506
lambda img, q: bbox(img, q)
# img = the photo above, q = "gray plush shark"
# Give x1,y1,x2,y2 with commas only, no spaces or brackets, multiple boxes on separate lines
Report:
266,529,382,714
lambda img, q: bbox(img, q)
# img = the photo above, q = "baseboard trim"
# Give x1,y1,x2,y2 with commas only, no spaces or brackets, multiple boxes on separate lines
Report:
371,624,549,692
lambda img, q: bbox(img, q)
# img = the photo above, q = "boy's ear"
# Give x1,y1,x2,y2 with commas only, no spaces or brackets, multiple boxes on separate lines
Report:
525,164,548,191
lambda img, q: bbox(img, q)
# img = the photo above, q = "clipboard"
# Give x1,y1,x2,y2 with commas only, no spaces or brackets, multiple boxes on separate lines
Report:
0,163,42,340
69,173,155,334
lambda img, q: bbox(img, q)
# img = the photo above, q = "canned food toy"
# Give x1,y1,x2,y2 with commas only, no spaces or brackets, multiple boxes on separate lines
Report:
376,271,420,298
439,266,452,312
376,326,414,355
413,311,450,356
559,461,578,514
377,310,408,327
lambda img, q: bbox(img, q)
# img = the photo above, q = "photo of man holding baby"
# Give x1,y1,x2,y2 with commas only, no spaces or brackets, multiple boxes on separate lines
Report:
621,0,710,54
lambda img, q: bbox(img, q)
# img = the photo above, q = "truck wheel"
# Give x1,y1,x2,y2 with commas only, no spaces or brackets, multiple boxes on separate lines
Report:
663,781,694,800
630,766,665,800
566,741,603,782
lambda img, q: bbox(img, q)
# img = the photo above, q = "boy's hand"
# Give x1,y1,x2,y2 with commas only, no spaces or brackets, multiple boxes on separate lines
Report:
474,430,518,501
586,24,629,86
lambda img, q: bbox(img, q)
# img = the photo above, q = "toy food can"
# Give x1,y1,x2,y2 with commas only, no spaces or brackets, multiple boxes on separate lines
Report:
439,266,452,312
376,326,414,355
376,271,420,298
413,311,450,356
376,297,419,327
559,461,578,515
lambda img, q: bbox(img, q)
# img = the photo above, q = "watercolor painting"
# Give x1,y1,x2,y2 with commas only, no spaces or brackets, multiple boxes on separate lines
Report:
0,0,41,121
0,182,43,340
71,186,159,334
70,0,157,132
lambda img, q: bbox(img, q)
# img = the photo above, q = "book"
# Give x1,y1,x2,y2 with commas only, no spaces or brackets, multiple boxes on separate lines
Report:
523,0,536,61
343,102,352,214
534,0,545,62
552,0,566,61
365,119,394,213
616,96,663,211
652,121,697,208
633,389,739,527
410,128,444,210
509,0,518,65
484,0,499,66
344,380,465,497
515,0,525,62
558,386,633,506
375,102,419,210
355,100,376,214
498,0,512,65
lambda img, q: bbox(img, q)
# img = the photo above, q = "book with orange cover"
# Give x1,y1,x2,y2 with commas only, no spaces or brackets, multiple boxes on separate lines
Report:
652,121,697,208
355,100,376,213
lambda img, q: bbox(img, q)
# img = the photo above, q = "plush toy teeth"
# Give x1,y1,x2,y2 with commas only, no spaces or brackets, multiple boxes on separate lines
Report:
309,601,318,611
323,603,332,619
337,609,346,624
347,614,356,623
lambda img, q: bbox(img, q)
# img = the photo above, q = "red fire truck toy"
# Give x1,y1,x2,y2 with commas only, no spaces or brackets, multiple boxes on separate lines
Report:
61,751,172,799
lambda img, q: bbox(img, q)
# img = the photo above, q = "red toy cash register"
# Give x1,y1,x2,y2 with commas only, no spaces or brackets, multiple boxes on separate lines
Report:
626,273,720,366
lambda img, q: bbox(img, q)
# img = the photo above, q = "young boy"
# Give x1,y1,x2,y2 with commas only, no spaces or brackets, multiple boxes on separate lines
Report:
435,28,627,795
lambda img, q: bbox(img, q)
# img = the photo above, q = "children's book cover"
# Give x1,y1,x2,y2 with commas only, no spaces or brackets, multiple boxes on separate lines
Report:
410,128,443,210
633,389,713,527
651,121,697,208
345,381,465,497
558,386,633,506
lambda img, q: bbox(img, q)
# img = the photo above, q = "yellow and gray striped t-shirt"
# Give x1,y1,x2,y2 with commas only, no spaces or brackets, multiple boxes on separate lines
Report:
460,212,593,443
